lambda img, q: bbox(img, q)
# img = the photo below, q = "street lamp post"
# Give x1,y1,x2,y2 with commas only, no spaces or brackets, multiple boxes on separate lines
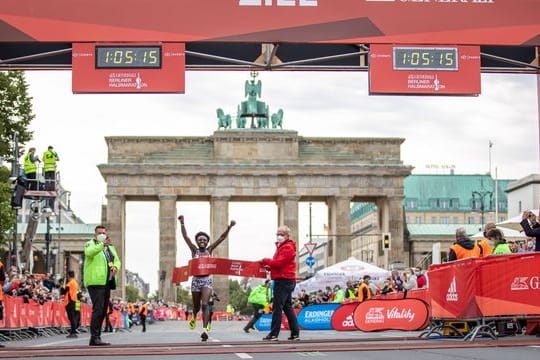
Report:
55,190,71,277
472,190,493,230
45,214,52,273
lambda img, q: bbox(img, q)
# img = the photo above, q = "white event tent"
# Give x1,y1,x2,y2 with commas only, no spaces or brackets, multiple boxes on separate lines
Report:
295,257,390,294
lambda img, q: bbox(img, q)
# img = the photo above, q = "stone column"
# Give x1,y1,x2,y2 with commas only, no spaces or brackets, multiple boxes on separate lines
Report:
210,196,229,310
105,194,125,299
277,196,299,270
388,196,406,265
376,197,390,268
158,195,177,302
277,196,299,245
327,196,352,264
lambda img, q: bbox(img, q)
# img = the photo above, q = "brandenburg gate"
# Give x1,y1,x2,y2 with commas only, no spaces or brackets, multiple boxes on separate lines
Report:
98,130,411,303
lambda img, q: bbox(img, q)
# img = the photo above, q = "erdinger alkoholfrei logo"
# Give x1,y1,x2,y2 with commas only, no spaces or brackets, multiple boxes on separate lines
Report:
446,276,458,302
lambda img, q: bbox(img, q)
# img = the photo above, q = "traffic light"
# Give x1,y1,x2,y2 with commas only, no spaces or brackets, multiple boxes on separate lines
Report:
383,233,391,250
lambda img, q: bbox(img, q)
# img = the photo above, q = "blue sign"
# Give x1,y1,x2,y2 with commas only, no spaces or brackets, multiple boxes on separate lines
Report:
255,314,272,331
305,256,315,267
297,303,341,330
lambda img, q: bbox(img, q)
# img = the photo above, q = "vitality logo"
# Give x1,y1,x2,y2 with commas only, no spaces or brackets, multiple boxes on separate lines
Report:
446,276,458,302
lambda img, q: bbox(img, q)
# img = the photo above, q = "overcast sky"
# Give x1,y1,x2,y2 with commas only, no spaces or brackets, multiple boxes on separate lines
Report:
23,71,539,292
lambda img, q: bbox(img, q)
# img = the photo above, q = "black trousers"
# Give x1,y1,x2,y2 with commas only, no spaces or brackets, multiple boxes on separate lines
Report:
88,285,110,340
140,315,146,332
65,302,80,334
26,172,37,190
269,279,299,337
244,304,264,330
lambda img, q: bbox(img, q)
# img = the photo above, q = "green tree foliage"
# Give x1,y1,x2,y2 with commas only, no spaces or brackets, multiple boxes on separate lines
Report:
176,285,193,309
0,166,15,246
229,279,249,314
0,71,34,160
0,71,34,248
125,285,140,303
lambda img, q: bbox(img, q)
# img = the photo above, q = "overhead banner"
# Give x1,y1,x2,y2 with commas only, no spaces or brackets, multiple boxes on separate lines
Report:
1,0,539,45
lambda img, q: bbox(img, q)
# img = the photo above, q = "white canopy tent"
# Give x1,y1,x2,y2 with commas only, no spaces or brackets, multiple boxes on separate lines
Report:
295,257,390,294
496,209,539,232
471,227,526,242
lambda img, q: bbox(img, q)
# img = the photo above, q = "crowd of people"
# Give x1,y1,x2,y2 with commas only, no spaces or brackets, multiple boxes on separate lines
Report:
293,267,428,308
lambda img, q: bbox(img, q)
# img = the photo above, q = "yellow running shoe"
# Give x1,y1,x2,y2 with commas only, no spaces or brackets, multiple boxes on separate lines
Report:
207,324,212,331
188,317,196,330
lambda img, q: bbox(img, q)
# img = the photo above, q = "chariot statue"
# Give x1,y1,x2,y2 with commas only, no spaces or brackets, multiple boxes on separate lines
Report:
216,71,284,130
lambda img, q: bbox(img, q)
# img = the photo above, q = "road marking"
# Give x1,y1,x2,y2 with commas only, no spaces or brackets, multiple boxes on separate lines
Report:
235,353,253,359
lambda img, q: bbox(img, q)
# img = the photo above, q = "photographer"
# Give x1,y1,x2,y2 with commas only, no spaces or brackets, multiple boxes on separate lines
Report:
520,210,540,252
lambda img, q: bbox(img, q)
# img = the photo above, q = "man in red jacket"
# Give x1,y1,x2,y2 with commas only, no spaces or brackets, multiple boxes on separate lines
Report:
260,225,300,341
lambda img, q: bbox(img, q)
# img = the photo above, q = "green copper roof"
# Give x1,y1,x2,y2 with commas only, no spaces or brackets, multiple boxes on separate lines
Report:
404,174,512,212
407,224,482,237
351,174,514,223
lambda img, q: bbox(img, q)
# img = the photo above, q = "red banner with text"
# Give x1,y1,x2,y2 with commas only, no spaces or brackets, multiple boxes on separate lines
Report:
172,257,268,283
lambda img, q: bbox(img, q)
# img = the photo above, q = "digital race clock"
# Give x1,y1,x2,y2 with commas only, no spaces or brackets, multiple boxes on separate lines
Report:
393,47,458,71
95,46,162,69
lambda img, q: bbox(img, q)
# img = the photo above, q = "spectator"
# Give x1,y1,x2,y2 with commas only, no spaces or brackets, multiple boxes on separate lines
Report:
415,267,428,289
357,275,372,303
448,227,481,261
487,228,511,255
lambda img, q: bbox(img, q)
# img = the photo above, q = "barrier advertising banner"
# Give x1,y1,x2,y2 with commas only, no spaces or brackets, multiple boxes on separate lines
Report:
352,298,430,332
331,302,359,331
1,0,539,45
477,253,540,316
297,303,341,330
428,258,481,319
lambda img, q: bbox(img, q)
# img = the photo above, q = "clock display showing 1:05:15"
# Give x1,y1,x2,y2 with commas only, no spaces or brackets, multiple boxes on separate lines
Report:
392,47,458,71
95,46,162,69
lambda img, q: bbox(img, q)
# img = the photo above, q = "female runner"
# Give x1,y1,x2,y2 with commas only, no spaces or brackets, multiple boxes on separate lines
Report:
178,215,236,341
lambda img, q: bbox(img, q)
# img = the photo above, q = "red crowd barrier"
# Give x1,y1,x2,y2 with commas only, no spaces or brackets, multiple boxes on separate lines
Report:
428,252,540,319
0,296,123,330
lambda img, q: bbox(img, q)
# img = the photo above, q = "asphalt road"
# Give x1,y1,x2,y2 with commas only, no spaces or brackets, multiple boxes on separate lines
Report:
1,318,539,360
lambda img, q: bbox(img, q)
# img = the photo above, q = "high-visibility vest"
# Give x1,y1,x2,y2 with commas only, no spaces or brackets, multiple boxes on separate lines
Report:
43,150,57,172
450,243,481,260
24,153,37,175
357,282,372,303
139,303,148,317
478,239,493,257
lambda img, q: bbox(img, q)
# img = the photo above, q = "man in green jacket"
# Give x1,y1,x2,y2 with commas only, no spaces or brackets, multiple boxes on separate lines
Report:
84,225,121,346
244,280,272,333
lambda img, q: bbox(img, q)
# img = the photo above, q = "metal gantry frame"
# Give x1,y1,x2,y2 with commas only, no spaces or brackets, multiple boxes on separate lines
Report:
0,43,539,73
